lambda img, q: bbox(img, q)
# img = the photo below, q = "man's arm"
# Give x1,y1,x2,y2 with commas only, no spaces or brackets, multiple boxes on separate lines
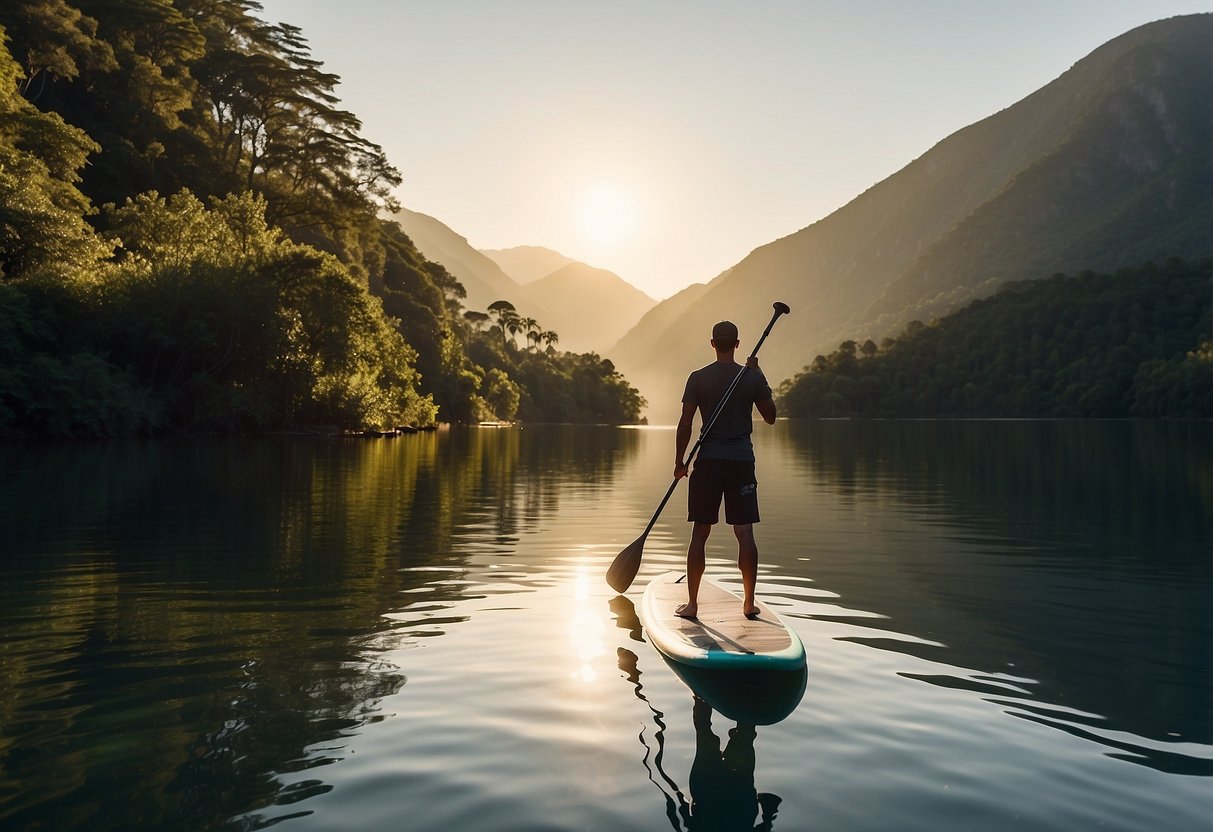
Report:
746,356,777,424
756,397,777,425
674,401,696,478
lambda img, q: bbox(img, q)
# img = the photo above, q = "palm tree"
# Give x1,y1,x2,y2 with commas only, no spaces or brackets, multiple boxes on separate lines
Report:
522,317,540,350
504,311,522,350
541,330,559,351
487,300,517,351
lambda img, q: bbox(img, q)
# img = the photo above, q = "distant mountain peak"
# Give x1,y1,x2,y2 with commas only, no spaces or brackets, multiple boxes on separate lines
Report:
610,13,1213,423
481,245,577,284
534,262,656,301
394,213,658,354
522,261,657,352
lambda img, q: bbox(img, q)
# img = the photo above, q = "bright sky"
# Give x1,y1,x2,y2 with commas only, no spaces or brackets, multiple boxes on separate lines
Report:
257,1,1207,300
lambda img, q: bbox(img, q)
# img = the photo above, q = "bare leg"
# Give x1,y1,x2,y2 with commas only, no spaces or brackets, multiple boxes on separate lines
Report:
677,522,712,618
734,523,759,618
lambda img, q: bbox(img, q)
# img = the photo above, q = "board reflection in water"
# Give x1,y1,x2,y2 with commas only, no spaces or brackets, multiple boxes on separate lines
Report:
662,660,807,727
613,595,800,831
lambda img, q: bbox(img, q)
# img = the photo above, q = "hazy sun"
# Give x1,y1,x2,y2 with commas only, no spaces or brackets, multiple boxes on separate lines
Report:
577,181,638,247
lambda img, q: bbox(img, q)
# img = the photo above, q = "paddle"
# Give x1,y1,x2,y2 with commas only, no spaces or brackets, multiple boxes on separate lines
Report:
606,301,791,593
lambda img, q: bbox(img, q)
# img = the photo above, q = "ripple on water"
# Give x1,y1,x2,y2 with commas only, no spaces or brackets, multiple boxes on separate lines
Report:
1,425,1208,832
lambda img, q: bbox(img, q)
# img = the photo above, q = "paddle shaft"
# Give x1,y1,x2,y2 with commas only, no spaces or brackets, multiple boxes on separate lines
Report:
636,305,788,540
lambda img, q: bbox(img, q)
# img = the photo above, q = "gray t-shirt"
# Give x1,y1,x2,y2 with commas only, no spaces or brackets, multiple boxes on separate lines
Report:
682,361,773,462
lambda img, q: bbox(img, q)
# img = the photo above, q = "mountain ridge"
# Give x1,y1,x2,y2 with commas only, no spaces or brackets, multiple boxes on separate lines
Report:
389,207,532,315
482,246,577,284
392,209,656,355
610,13,1212,422
525,262,656,353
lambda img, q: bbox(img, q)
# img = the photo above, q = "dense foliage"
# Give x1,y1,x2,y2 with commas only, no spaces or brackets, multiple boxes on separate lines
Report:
1,190,437,435
0,2,643,437
777,259,1212,418
463,300,645,423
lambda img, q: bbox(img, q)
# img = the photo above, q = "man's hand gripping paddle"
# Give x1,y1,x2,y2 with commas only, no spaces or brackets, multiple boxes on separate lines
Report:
606,302,791,593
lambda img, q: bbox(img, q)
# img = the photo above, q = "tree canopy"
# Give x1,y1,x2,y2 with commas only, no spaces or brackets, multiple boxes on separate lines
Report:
777,259,1212,419
0,3,645,437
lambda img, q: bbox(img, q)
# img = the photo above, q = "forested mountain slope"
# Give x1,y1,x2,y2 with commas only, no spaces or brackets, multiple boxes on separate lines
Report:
390,208,528,315
777,259,1211,418
612,14,1211,421
0,1,644,436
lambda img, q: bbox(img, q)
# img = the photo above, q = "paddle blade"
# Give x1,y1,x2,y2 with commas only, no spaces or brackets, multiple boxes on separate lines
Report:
606,535,646,593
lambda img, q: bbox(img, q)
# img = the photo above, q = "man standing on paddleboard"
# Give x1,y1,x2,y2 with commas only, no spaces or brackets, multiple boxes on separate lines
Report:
674,320,777,620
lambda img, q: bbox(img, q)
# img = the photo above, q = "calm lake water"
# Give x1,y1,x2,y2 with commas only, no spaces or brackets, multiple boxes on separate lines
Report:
1,421,1209,831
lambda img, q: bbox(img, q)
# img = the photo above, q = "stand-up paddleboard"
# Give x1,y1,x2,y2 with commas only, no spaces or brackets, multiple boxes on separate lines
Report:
640,571,806,671
659,656,807,725
640,571,807,724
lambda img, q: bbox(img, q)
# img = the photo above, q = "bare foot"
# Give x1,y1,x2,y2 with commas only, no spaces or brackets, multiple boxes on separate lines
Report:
743,604,760,620
675,603,698,620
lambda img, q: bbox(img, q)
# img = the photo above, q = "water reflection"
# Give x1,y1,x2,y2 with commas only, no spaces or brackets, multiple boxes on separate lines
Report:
777,419,1212,775
0,428,642,830
612,598,787,831
616,646,686,827
687,699,781,832
569,569,607,683
1,422,1207,830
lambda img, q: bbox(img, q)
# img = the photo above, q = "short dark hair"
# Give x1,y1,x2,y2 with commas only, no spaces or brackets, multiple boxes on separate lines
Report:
711,320,739,343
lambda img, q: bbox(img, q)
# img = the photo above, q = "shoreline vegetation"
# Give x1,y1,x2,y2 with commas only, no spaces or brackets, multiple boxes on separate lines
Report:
777,259,1211,419
1,4,1207,440
0,4,645,439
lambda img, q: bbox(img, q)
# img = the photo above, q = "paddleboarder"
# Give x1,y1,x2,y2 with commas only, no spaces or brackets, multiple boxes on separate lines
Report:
674,320,777,620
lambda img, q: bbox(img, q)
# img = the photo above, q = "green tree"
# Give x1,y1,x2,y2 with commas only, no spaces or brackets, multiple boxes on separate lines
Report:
0,0,116,98
479,368,520,421
98,190,435,431
521,316,540,350
778,259,1212,419
0,5,649,434
0,26,109,281
182,8,399,265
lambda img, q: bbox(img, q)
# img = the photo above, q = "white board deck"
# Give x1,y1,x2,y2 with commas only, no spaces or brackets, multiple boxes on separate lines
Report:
639,571,806,670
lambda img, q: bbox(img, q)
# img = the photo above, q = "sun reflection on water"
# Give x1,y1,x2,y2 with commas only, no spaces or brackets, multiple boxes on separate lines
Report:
568,569,606,683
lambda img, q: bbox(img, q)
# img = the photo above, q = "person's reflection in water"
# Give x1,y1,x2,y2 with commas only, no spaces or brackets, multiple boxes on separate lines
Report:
612,597,784,831
687,697,781,831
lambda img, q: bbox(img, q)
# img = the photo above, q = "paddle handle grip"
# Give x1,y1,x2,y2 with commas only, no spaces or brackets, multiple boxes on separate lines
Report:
749,301,791,360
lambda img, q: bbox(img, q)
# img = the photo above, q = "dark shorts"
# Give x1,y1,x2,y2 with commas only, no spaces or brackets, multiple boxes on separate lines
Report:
688,458,760,525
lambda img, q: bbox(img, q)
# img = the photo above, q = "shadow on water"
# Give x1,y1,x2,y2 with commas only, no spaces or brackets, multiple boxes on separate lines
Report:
778,419,1212,776
611,597,789,831
0,427,639,830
